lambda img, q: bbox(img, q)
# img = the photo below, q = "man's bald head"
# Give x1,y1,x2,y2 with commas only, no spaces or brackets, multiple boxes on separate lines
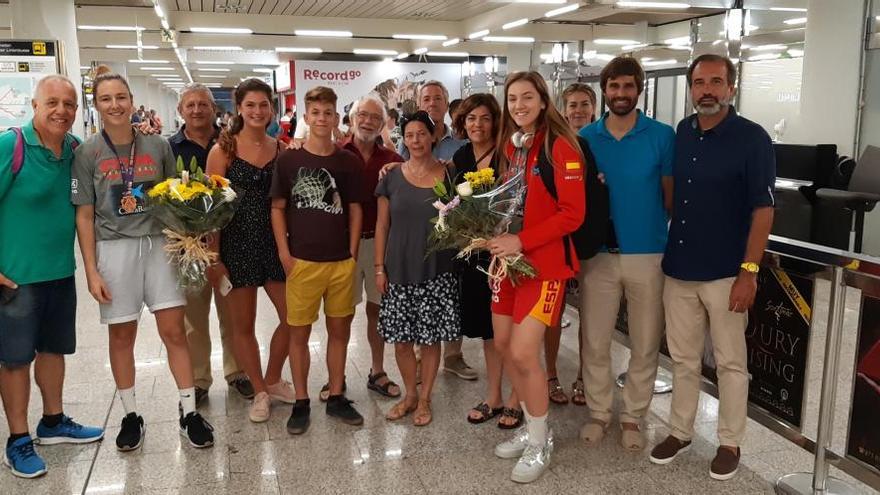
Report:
33,75,77,102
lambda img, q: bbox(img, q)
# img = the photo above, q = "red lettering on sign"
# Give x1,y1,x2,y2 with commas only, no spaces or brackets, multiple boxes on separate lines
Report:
302,69,362,81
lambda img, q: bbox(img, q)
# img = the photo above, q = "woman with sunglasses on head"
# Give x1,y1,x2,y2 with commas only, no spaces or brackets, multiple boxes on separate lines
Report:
488,72,586,483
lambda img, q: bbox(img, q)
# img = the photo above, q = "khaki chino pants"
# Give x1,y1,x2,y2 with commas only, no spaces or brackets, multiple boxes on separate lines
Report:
579,253,665,424
663,275,748,447
184,283,241,389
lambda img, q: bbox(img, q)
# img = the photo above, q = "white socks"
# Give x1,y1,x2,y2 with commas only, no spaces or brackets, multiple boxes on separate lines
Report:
119,387,137,415
180,387,196,416
522,402,548,446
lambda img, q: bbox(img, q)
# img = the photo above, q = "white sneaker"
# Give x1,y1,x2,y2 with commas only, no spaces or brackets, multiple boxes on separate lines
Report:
249,392,271,423
511,430,554,484
266,380,296,404
495,425,529,459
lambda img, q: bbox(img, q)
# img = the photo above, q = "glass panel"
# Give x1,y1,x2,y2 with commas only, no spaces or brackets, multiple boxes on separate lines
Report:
738,57,803,140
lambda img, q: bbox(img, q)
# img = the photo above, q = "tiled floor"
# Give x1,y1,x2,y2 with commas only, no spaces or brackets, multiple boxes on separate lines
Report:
1,268,879,494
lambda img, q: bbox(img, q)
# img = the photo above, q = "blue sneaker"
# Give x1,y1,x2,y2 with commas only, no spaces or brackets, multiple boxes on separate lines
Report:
36,415,104,445
4,436,47,478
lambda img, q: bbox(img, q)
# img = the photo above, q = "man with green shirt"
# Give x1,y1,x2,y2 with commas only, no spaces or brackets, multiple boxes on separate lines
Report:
0,76,104,479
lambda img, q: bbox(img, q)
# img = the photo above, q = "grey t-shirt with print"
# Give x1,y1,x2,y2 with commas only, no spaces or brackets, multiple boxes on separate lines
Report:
71,132,177,241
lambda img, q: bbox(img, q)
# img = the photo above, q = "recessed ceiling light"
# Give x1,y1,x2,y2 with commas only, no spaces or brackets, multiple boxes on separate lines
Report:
190,27,253,34
483,36,535,43
197,68,231,72
192,46,243,51
616,1,691,8
594,39,639,45
275,47,323,53
426,52,469,57
770,7,807,12
502,18,529,30
512,0,565,3
414,47,428,55
469,30,490,40
442,38,461,47
106,45,159,49
199,75,228,79
545,4,580,17
392,34,447,40
140,67,175,71
294,30,352,37
195,61,234,65
253,68,274,73
353,49,398,56
128,59,170,63
783,17,807,25
79,25,144,31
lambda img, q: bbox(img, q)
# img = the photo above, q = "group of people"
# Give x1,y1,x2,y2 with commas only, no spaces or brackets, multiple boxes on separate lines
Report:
130,104,163,133
0,52,775,485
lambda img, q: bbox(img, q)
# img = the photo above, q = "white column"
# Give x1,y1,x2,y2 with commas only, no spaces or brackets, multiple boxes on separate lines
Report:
789,0,866,156
9,0,83,136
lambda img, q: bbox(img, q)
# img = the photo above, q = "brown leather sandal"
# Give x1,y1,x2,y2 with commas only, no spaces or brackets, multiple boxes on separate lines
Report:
385,398,418,421
413,399,432,426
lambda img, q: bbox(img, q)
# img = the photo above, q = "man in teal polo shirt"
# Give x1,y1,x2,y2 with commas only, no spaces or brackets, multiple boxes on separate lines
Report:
0,76,104,479
577,57,674,452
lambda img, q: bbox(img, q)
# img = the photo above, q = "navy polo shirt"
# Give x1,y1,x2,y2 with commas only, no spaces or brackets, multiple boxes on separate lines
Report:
168,124,219,170
662,107,776,282
579,110,674,254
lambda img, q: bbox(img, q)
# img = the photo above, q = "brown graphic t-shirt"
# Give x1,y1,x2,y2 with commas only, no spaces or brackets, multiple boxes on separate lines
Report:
270,147,367,262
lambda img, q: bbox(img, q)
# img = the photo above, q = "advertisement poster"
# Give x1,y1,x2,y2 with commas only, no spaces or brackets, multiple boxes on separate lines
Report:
0,40,59,130
847,295,880,472
293,60,461,116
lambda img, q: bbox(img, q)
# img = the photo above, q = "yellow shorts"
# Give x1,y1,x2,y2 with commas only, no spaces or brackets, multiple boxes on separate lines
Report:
286,258,356,326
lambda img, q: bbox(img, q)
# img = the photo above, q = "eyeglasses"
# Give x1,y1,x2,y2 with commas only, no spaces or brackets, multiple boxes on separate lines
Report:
355,111,384,122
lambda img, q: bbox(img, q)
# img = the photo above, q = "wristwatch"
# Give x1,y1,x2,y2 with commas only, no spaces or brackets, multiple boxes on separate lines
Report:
740,262,760,274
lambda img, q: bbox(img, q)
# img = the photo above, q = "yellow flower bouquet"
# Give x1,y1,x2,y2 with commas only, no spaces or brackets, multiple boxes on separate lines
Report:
148,156,239,291
428,167,536,284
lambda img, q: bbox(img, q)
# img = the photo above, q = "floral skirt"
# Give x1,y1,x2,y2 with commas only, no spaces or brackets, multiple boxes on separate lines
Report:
379,272,462,346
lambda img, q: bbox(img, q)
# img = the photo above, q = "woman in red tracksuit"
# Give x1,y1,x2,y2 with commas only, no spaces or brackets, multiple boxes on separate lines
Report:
487,71,586,483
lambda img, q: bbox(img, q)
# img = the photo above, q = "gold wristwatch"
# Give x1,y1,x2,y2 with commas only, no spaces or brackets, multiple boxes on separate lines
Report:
740,262,760,274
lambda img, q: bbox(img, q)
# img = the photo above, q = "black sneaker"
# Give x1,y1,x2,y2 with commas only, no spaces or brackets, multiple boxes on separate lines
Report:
179,412,214,448
287,399,311,435
115,413,145,452
326,395,364,426
228,375,255,400
195,387,209,406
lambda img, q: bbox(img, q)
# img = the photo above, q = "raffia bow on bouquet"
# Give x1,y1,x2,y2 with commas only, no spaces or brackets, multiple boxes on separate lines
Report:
147,156,239,291
427,167,536,286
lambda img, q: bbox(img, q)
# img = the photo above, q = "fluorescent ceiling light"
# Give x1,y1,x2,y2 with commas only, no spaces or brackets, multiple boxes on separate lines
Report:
593,53,615,61
483,36,535,43
191,27,253,34
667,45,692,51
79,25,144,31
198,68,231,72
594,39,639,45
80,66,91,70
503,18,529,30
128,59,169,63
198,75,228,79
749,53,781,61
353,49,398,55
616,1,691,8
414,47,428,55
642,59,677,66
140,67,175,71
106,45,159,49
545,4,580,17
396,52,410,59
253,68,274,73
392,34,447,40
640,57,653,62
752,44,786,51
161,18,170,30
294,29,352,37
622,43,648,50
787,48,804,57
582,50,597,58
784,17,807,25
426,52,469,57
192,46,243,51
513,0,565,3
770,7,807,12
469,29,490,39
154,4,164,18
664,36,690,45
442,38,460,47
195,61,234,65
275,47,322,53
155,76,182,79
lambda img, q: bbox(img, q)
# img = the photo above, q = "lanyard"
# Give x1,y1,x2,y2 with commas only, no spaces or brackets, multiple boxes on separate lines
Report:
101,129,137,192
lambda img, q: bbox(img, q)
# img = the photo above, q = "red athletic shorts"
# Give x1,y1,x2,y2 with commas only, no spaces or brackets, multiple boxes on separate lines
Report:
491,277,565,326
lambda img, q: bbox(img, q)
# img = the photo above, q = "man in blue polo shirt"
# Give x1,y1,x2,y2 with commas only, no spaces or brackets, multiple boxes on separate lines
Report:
577,57,674,453
0,76,104,479
649,54,775,481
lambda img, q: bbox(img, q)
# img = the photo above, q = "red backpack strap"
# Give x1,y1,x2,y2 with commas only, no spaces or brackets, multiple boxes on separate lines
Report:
11,127,25,177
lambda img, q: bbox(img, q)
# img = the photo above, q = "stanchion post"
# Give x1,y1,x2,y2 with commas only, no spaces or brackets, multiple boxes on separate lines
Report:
776,266,856,494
